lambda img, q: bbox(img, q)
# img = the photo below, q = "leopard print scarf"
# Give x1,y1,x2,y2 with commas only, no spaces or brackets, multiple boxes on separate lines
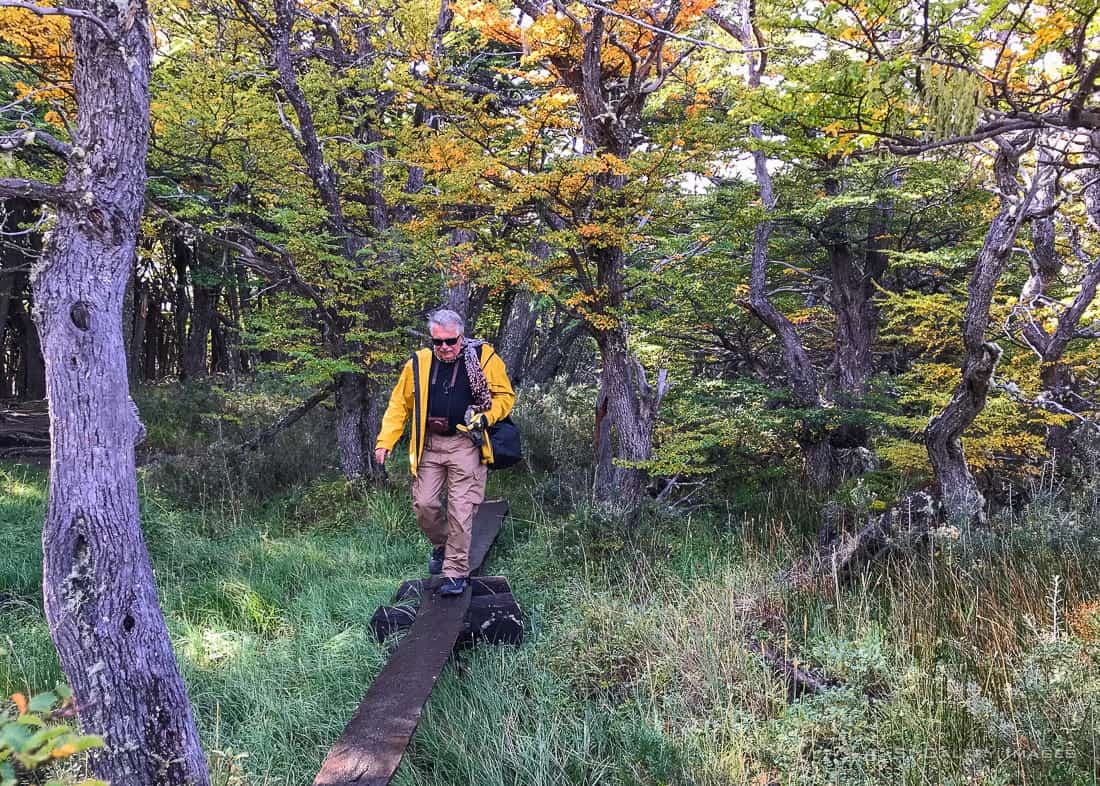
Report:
462,338,492,414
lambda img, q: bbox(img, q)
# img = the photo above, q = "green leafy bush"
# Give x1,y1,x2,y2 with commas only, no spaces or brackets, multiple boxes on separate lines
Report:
0,685,102,786
136,380,336,509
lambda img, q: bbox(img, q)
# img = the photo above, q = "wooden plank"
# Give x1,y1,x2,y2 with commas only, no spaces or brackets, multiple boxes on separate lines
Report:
468,499,508,575
312,497,509,786
313,577,471,786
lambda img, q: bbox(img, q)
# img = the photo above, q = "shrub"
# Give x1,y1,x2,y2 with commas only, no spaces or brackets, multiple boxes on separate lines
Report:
0,684,103,786
136,379,336,509
509,385,596,478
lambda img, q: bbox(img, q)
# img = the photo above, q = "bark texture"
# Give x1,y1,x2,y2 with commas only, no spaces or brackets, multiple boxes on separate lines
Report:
30,2,210,784
729,0,840,490
926,139,1036,523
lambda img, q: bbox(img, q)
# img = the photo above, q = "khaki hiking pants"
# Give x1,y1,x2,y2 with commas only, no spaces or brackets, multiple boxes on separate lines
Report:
412,432,488,578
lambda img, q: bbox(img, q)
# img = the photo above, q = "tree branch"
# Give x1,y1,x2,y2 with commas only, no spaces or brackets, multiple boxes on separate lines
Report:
0,176,70,203
0,128,72,158
238,382,337,451
0,0,119,46
571,0,769,56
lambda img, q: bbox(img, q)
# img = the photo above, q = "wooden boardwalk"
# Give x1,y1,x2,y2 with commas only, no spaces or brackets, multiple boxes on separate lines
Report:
313,500,508,786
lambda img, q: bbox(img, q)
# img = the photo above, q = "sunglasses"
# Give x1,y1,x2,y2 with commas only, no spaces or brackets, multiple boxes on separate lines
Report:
431,337,461,346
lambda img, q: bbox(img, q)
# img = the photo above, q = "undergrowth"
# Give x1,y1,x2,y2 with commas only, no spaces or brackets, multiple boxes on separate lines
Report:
0,385,1098,785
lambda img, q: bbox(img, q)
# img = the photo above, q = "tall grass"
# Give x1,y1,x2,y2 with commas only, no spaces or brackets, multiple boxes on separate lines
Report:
1,386,1098,785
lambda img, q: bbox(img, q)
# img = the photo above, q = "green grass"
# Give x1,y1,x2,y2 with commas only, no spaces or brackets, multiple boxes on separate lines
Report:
2,454,1100,785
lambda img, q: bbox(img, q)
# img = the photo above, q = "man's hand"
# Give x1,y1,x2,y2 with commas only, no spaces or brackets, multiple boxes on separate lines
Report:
374,447,390,466
465,411,488,431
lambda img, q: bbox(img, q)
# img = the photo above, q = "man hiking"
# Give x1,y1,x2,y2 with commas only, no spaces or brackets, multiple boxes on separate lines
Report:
374,309,516,596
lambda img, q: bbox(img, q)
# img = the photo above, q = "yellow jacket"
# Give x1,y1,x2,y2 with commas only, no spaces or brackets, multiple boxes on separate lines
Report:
376,343,516,475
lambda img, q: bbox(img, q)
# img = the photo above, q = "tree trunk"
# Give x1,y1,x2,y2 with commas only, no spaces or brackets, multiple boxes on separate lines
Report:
925,342,1001,521
1040,361,1074,459
181,281,214,379
29,4,210,784
180,243,217,381
497,292,538,382
801,438,841,491
527,316,584,385
172,240,190,380
926,140,1034,524
365,377,388,476
496,241,548,383
131,282,148,384
19,306,46,400
335,371,372,480
221,251,243,379
0,271,12,390
592,324,667,512
144,298,161,381
828,250,876,397
725,3,839,491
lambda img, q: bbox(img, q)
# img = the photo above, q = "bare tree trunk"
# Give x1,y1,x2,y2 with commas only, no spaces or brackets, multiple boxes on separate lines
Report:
171,239,190,380
1040,361,1075,458
128,273,146,385
266,0,395,482
926,342,1002,520
828,244,876,397
716,0,840,490
1,199,41,387
497,241,548,383
14,1,212,784
825,173,893,399
19,306,45,399
180,243,218,381
131,293,148,383
441,228,474,319
527,317,584,385
335,371,370,480
0,272,11,387
144,299,161,381
240,381,335,451
926,139,1037,524
497,292,537,381
592,323,668,510
181,281,215,380
222,251,243,379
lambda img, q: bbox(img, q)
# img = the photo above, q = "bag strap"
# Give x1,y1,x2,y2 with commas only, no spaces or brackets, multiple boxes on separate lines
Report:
429,356,461,389
478,343,498,368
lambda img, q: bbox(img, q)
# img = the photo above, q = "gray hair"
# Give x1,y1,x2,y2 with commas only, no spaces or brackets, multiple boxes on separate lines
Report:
427,308,465,333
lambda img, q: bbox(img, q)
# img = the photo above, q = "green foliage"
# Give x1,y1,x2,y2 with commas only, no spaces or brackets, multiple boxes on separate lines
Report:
5,430,1100,785
0,686,103,786
542,597,669,700
135,380,336,515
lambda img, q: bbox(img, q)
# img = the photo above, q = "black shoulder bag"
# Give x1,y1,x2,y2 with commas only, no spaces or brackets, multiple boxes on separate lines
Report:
479,345,523,470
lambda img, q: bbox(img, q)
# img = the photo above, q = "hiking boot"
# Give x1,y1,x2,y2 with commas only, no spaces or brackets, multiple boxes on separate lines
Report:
428,546,445,576
438,576,468,596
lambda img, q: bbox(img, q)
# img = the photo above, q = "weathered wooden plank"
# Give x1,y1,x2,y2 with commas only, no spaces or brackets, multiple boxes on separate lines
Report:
312,497,510,786
468,499,507,574
313,578,471,786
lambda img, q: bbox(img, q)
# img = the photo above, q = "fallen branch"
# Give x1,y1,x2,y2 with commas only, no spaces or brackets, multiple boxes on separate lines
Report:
748,640,835,699
783,491,940,592
238,382,335,452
